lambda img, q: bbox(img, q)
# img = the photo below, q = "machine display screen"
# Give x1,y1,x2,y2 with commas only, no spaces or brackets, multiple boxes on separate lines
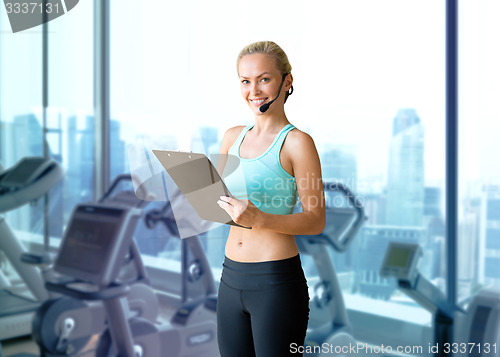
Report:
56,206,124,276
386,246,412,268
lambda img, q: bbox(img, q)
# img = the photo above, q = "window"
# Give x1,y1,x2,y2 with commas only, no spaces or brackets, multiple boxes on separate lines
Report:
47,0,94,230
0,0,93,271
109,0,444,348
0,11,43,236
459,0,500,298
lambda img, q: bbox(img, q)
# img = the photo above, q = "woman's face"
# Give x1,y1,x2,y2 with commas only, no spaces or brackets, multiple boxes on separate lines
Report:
238,53,287,116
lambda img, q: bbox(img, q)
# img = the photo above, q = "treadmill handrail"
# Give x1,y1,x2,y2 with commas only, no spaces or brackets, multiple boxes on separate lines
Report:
323,181,366,252
99,174,149,208
0,158,63,213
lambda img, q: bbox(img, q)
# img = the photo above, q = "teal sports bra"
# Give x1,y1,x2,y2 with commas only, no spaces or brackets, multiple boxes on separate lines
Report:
222,124,298,215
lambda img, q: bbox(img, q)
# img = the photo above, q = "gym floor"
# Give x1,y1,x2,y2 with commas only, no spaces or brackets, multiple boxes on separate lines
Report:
2,334,99,356
1,301,179,357
2,335,39,356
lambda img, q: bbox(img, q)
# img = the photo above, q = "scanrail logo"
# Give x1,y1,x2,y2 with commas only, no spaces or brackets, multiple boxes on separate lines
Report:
3,0,79,33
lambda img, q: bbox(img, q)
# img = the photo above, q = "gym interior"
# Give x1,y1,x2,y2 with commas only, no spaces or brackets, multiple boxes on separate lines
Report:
1,1,499,356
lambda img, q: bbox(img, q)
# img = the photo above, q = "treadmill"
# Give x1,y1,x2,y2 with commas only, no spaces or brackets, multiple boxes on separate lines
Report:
296,182,367,356
0,157,63,341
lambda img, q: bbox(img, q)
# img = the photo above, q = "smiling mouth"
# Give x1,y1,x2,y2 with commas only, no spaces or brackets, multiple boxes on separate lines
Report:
249,98,268,106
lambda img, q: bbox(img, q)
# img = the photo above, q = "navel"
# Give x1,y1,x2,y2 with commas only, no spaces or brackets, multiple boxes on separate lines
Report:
238,241,243,247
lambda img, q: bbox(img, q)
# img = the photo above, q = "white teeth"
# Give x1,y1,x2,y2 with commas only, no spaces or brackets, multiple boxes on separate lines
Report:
251,99,265,104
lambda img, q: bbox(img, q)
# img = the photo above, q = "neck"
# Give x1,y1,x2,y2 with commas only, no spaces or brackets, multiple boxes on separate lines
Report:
252,114,289,134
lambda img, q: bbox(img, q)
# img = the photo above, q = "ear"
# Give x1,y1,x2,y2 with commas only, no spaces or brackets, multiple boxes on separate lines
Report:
285,73,293,91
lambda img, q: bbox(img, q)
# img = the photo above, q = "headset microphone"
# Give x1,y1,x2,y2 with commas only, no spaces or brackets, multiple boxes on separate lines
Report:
259,73,289,113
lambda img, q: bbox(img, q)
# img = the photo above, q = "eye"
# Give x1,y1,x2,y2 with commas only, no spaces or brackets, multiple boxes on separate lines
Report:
241,79,250,85
261,78,270,83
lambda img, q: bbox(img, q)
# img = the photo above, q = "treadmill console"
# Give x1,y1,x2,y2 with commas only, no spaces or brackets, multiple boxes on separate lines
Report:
55,203,141,286
380,242,422,283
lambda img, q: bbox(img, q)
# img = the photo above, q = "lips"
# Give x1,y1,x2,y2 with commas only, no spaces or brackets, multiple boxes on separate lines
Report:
249,98,267,106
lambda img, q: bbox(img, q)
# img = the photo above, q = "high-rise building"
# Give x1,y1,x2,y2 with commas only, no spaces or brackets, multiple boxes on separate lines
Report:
320,146,358,274
423,187,445,280
65,115,94,215
362,193,386,226
479,185,500,286
320,145,358,194
0,121,14,167
12,114,44,158
386,109,425,226
458,205,480,298
110,119,126,181
424,187,442,217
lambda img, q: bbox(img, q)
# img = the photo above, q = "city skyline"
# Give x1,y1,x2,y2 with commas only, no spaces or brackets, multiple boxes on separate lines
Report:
2,103,498,300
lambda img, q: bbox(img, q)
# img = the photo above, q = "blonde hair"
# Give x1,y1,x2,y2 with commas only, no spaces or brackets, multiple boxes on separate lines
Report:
237,41,293,102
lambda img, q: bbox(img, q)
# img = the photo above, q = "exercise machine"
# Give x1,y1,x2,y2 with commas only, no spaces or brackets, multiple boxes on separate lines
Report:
32,175,161,356
0,163,160,356
380,241,500,357
296,182,366,357
44,175,218,357
0,157,63,343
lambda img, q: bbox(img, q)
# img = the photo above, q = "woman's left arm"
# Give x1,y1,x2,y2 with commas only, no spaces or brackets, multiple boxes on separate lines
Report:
218,131,326,235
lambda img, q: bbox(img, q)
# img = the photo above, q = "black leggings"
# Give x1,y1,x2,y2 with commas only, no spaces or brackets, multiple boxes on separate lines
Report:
217,254,310,357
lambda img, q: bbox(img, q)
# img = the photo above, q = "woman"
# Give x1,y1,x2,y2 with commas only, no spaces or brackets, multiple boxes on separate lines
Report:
216,41,326,357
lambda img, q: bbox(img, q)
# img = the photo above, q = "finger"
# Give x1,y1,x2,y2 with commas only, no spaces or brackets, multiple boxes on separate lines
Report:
217,200,234,217
220,196,239,206
217,199,232,210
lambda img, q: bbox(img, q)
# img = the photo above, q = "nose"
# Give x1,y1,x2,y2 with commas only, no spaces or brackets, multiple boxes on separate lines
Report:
250,82,261,96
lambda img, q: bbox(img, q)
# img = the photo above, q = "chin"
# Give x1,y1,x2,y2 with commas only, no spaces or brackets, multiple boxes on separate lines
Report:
253,108,266,116
248,105,262,115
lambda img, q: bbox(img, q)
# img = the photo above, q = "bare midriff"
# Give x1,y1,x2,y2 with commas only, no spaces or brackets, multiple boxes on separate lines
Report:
222,124,299,262
225,225,299,262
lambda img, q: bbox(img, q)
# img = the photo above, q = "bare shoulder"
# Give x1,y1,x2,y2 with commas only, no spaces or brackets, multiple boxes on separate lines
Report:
288,127,314,143
284,127,318,153
281,128,318,166
220,125,246,154
226,125,246,138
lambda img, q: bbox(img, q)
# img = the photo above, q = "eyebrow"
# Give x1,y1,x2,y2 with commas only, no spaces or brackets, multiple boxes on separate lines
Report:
239,72,270,79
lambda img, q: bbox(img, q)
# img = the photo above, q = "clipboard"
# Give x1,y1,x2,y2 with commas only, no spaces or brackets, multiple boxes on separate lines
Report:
152,150,251,229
